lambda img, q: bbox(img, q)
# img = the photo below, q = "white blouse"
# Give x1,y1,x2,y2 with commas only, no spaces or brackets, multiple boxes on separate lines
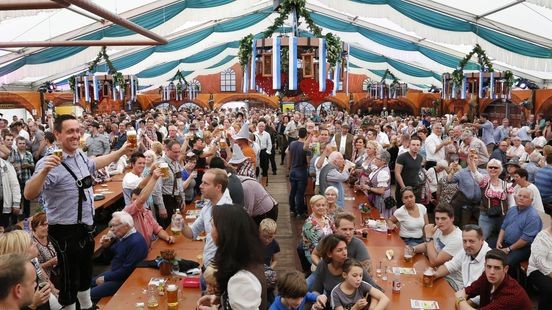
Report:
393,204,427,239
528,229,552,276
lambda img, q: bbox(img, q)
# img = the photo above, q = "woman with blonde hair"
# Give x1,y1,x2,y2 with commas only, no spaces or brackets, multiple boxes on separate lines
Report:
151,141,164,159
302,195,334,264
142,149,157,177
0,230,61,309
324,186,341,217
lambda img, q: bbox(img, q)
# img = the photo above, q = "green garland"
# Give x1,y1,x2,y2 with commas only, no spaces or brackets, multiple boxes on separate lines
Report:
451,44,494,88
238,34,254,69
324,33,341,68
503,70,514,88
239,0,342,72
69,46,125,91
380,69,399,85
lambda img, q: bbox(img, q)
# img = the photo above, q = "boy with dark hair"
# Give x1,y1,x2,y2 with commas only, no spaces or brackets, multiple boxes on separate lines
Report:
454,249,531,309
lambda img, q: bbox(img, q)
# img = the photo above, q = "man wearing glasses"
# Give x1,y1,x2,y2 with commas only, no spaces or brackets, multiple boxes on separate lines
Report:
91,211,148,303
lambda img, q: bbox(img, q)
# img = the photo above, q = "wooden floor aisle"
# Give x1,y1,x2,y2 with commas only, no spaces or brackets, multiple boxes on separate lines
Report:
265,166,304,274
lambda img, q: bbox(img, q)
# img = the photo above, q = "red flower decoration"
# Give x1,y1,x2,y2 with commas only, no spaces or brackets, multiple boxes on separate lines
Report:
299,78,334,104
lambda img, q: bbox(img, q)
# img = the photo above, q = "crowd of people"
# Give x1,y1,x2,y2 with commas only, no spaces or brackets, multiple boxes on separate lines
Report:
0,106,550,309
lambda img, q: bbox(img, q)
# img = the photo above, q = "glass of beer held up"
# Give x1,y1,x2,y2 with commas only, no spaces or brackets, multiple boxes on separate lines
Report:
53,149,63,159
127,130,137,147
159,162,170,179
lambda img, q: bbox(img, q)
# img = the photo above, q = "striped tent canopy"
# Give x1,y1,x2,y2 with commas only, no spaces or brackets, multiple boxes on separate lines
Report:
1,0,551,92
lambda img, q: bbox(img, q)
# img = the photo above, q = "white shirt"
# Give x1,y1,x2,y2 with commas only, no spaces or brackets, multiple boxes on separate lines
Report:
444,241,491,290
376,131,390,146
433,227,463,290
190,190,233,266
528,229,552,276
393,204,426,238
314,156,329,186
339,135,347,154
254,130,272,155
513,184,544,212
425,133,446,162
433,227,463,257
122,171,142,190
507,144,526,159
426,167,447,193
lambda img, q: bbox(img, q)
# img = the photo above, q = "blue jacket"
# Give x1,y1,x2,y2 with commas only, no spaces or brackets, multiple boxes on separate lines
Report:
103,231,148,282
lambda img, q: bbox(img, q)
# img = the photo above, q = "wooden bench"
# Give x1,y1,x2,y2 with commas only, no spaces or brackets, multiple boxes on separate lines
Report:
96,296,112,309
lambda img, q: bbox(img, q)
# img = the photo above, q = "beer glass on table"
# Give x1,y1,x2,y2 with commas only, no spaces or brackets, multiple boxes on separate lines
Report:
166,284,178,310
423,267,435,288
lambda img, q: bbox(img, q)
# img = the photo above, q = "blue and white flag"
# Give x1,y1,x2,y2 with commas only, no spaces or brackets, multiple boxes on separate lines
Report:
332,62,340,96
289,37,298,90
319,38,326,92
92,75,99,100
130,76,135,100
272,37,281,90
461,75,466,100
243,63,249,93
345,43,350,96
84,76,90,102
478,70,483,98
250,40,257,91
489,72,495,99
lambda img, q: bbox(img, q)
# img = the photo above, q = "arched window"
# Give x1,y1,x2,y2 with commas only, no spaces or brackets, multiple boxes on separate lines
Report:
220,68,236,92
317,101,334,113
189,79,201,100
295,102,315,117
362,78,371,91
179,102,202,111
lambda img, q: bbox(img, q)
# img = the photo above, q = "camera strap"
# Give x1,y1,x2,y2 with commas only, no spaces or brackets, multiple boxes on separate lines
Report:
59,154,88,224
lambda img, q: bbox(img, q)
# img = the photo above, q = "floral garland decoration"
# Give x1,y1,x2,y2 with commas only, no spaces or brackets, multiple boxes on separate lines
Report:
451,44,494,88
238,34,254,69
381,69,401,94
239,0,342,70
69,46,125,91
503,70,514,88
380,69,399,85
171,70,188,94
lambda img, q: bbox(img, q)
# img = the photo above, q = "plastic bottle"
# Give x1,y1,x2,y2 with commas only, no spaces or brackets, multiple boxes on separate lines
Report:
171,209,183,236
23,218,30,233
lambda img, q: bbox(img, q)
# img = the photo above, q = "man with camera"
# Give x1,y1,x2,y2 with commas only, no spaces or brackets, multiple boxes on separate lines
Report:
24,115,132,310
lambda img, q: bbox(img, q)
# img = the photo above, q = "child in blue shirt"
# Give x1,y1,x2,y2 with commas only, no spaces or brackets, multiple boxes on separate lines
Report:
270,270,319,310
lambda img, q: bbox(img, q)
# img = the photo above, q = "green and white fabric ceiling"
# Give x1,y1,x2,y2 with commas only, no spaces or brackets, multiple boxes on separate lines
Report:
1,0,552,92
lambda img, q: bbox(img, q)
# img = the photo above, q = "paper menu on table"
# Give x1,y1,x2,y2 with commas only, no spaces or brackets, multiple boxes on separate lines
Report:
148,277,166,286
410,299,439,309
392,267,417,275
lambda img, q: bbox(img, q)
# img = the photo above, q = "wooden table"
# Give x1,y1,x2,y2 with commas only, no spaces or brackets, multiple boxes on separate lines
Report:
343,186,456,309
104,205,203,309
93,180,123,209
